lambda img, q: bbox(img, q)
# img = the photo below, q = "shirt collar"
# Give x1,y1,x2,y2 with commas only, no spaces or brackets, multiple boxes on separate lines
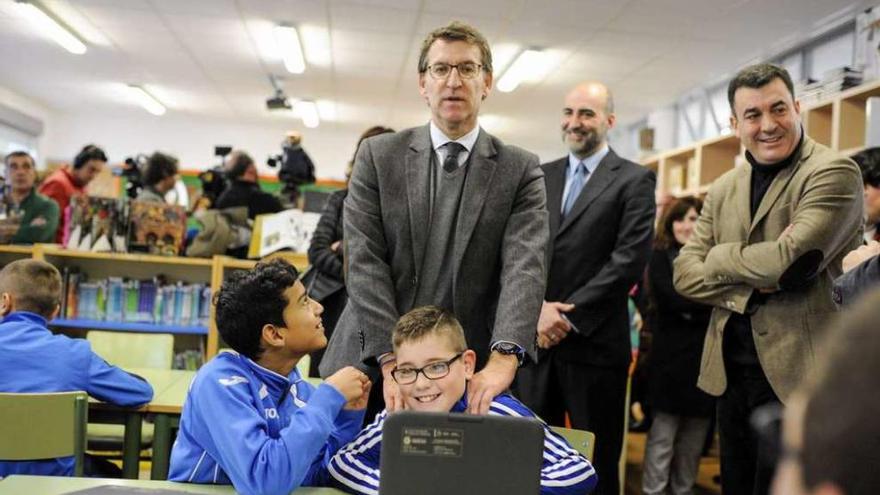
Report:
429,121,480,154
568,145,610,176
238,353,297,400
1,311,49,326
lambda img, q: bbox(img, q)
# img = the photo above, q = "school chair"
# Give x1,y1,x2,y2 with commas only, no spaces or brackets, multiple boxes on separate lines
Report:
0,391,88,476
550,426,596,462
86,331,173,452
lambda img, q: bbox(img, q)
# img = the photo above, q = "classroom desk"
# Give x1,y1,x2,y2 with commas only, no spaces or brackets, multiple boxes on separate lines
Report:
89,368,194,480
0,475,346,494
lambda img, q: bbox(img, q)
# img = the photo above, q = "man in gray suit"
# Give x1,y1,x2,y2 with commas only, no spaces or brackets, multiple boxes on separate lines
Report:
320,21,549,416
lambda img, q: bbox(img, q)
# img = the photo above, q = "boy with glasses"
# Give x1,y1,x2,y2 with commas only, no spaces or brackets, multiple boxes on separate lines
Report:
327,306,597,495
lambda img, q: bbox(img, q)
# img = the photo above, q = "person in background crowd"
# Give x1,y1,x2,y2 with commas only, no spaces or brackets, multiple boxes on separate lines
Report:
514,80,655,495
38,144,106,243
0,151,58,244
673,63,863,495
851,147,880,242
137,151,179,203
771,288,880,495
305,125,394,379
642,196,714,495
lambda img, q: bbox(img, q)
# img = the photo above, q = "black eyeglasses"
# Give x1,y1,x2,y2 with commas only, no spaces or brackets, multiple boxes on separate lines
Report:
391,352,463,385
425,62,483,80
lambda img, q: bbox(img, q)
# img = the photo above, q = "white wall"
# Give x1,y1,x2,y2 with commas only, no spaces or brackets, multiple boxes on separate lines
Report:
43,112,379,180
0,84,55,163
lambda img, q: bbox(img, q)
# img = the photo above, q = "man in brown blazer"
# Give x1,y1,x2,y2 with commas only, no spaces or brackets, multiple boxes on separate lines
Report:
674,64,863,495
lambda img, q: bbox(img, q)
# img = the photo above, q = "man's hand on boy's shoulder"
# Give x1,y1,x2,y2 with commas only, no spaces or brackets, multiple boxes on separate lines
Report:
466,353,518,415
325,366,370,405
381,358,406,412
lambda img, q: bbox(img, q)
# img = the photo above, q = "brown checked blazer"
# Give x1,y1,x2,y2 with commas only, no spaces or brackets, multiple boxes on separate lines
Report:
674,136,863,403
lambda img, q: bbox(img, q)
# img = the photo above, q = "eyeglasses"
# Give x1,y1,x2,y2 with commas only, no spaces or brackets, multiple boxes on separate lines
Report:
425,62,483,80
391,352,463,384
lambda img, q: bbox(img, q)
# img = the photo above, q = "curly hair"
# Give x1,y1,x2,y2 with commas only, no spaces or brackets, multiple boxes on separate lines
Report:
213,258,300,360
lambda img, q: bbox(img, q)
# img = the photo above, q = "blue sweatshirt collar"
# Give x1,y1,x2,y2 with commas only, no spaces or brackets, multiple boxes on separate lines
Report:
1,311,49,326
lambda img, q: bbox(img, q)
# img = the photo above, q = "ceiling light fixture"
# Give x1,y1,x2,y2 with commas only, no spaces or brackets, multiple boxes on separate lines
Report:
295,100,320,128
15,0,87,54
496,49,552,93
274,24,306,74
126,85,166,116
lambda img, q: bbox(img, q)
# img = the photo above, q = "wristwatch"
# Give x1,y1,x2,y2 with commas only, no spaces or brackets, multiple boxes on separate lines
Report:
490,341,525,366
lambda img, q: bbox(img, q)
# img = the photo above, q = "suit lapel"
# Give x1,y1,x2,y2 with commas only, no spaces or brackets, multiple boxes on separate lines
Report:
734,163,752,234
452,129,498,278
544,158,567,237
557,150,621,236
749,138,814,236
406,125,433,276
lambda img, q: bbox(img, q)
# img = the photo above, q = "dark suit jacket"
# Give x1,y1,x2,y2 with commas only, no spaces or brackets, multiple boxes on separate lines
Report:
543,150,656,368
319,125,549,375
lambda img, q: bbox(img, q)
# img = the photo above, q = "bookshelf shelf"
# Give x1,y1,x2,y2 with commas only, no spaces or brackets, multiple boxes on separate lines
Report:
34,245,213,267
50,318,208,335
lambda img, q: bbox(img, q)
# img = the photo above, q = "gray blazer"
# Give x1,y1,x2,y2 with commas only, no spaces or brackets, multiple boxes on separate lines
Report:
319,124,549,376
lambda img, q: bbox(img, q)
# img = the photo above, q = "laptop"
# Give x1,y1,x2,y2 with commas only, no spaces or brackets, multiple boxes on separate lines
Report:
379,411,544,495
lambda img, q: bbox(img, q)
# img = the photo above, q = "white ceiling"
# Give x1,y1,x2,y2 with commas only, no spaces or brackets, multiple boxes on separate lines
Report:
0,0,873,159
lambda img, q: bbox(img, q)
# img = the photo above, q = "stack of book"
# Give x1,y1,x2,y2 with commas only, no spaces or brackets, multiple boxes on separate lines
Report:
60,269,211,327
823,66,864,94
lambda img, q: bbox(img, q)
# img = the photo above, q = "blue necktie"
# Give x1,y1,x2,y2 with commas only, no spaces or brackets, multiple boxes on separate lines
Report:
562,162,587,218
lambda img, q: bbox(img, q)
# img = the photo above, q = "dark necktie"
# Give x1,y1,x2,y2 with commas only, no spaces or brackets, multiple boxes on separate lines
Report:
562,161,587,218
443,142,466,173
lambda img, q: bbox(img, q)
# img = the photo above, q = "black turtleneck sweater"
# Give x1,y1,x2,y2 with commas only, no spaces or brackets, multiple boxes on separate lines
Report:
723,132,804,369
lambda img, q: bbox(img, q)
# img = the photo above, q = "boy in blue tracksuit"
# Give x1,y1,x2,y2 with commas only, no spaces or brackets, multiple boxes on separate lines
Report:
328,306,598,495
168,259,371,495
0,259,154,478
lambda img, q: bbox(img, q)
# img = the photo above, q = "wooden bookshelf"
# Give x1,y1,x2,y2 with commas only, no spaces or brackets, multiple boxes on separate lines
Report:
643,77,880,196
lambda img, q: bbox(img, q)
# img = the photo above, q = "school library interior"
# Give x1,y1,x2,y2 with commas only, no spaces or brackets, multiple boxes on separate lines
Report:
2,1,880,495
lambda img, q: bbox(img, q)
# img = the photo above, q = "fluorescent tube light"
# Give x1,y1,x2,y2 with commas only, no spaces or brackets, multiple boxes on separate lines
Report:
127,85,166,116
295,100,319,128
496,49,551,93
15,0,87,54
274,24,306,74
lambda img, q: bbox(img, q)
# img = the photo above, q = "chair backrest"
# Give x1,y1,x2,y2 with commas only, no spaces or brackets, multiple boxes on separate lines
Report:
0,391,88,476
550,426,596,462
88,331,174,369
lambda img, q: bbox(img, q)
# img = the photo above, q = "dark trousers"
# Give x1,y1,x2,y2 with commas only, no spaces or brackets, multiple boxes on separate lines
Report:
717,363,781,495
514,352,628,495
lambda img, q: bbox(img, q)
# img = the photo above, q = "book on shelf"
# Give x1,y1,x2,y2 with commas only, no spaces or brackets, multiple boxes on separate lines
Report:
58,270,211,328
128,200,187,256
63,197,127,253
248,208,320,258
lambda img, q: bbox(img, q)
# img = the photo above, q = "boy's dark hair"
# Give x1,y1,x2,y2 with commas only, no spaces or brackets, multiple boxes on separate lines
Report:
392,306,467,354
73,144,108,170
417,21,493,75
727,63,795,114
0,259,62,318
655,196,702,250
801,288,880,494
143,151,179,187
4,150,35,167
213,258,300,360
851,147,880,188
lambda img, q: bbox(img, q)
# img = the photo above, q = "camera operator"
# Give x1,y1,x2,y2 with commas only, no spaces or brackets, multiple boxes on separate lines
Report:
215,150,283,219
137,151,179,203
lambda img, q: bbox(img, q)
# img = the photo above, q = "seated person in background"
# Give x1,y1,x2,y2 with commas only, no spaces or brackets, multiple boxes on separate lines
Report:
169,259,371,495
137,151,179,203
216,150,283,220
771,287,880,495
328,306,597,495
0,259,153,478
0,151,59,244
38,144,106,243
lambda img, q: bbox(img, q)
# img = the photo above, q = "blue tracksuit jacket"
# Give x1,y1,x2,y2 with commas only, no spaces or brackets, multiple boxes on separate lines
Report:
168,351,364,495
328,392,598,495
0,311,154,477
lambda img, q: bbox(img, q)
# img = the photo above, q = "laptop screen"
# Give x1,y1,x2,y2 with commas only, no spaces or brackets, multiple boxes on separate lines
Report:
379,411,544,495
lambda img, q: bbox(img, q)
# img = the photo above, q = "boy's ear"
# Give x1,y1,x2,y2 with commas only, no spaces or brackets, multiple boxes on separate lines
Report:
0,292,14,317
260,323,285,350
49,302,61,320
462,349,477,379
